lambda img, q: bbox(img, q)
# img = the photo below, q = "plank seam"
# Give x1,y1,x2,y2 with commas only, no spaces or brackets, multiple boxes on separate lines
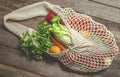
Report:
90,0,120,10
0,63,43,77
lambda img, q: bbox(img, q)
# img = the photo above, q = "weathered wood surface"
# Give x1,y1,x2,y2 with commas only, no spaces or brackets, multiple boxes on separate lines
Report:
93,0,120,9
0,0,120,77
0,64,42,77
0,45,120,77
1,0,120,23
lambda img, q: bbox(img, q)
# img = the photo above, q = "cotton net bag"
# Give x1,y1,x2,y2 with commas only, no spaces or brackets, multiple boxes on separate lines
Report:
3,2,119,72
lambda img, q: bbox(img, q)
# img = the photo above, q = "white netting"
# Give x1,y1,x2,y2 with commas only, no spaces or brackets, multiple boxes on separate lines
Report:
50,7,119,72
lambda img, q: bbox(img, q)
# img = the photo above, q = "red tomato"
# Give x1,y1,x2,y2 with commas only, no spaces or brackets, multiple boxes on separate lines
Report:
45,11,56,23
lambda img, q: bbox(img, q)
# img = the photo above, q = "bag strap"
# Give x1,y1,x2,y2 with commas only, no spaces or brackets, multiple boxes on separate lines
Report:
4,1,59,37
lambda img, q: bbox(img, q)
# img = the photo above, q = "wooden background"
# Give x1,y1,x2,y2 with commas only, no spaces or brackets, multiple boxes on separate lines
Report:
0,0,120,77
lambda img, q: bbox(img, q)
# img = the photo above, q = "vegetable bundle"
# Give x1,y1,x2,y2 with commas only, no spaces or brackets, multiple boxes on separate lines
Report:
20,12,72,60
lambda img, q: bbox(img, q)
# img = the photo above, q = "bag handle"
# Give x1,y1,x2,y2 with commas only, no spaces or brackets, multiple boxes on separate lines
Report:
4,1,59,37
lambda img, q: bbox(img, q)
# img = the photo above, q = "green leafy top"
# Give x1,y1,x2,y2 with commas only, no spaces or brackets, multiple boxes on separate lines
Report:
20,22,54,60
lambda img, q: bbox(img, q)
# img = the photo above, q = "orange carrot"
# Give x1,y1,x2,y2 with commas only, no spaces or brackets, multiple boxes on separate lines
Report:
51,37,66,51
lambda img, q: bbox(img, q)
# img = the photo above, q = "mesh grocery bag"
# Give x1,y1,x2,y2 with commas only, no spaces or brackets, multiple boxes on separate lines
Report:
4,2,119,72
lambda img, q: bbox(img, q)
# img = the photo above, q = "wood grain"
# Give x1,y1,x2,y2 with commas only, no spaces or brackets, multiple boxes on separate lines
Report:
0,28,19,48
0,0,120,77
0,6,12,26
93,0,120,9
0,64,42,77
0,0,120,23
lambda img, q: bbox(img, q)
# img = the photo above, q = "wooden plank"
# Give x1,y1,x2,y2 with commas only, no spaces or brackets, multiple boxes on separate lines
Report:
0,0,23,10
93,0,120,9
0,28,19,48
0,64,42,77
1,0,120,23
0,5,12,26
0,45,120,77
0,0,42,9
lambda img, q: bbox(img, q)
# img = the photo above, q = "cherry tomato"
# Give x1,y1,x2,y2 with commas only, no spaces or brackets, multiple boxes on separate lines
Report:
45,11,56,23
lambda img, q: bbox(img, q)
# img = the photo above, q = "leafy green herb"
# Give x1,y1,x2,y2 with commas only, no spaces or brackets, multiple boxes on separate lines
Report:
20,22,54,60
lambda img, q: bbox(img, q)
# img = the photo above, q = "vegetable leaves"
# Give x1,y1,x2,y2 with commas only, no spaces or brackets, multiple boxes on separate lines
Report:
20,22,54,60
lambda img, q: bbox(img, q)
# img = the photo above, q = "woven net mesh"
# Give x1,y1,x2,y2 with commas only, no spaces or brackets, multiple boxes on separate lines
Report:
50,7,119,72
